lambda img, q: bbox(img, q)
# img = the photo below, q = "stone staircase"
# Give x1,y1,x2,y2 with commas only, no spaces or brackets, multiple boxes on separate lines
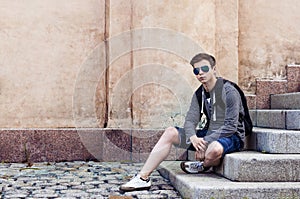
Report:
158,65,300,198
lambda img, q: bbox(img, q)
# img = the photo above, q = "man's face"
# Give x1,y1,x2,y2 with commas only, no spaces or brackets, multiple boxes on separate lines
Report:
193,59,216,84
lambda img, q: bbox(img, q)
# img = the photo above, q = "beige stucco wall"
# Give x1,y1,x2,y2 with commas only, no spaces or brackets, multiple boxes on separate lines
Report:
101,0,239,128
238,0,300,93
0,0,105,127
0,0,299,128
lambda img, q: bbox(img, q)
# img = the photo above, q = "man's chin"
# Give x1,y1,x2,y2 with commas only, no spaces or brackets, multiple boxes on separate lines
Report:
198,78,206,84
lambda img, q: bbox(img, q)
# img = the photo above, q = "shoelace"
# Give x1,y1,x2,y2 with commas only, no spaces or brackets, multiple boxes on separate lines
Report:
190,162,203,170
133,175,150,183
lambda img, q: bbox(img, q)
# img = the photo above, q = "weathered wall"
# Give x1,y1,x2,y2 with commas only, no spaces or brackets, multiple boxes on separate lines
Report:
105,0,217,128
0,0,299,129
239,0,300,93
0,0,105,127
102,0,239,128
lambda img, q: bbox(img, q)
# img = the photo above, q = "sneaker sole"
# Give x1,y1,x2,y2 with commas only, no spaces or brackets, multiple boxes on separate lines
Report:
119,186,151,192
180,161,199,174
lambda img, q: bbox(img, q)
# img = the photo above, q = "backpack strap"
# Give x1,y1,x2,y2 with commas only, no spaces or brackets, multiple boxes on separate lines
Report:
214,78,226,109
195,85,204,117
195,85,210,128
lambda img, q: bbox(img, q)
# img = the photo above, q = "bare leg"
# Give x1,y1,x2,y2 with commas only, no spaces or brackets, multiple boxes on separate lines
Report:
139,127,180,179
203,141,223,167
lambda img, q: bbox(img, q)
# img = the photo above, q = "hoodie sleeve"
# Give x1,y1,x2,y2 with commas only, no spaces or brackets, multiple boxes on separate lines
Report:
183,93,201,144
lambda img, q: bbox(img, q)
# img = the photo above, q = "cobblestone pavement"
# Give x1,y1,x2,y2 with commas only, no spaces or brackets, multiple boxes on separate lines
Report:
0,161,182,199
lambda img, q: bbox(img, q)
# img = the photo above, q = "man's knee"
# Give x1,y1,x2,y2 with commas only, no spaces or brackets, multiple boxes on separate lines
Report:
206,141,223,160
162,127,179,144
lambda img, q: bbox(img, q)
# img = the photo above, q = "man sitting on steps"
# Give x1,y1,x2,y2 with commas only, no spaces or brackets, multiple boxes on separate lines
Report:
120,53,246,192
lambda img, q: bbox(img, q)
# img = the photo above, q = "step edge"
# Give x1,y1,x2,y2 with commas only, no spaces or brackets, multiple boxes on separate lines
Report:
159,161,300,198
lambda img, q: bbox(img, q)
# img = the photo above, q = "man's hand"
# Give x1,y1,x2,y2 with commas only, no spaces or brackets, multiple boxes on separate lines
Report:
190,135,208,152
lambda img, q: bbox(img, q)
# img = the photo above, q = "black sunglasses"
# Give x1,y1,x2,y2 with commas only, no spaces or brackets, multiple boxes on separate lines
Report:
193,65,210,75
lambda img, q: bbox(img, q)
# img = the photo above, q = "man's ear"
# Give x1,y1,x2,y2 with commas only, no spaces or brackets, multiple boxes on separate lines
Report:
213,66,217,75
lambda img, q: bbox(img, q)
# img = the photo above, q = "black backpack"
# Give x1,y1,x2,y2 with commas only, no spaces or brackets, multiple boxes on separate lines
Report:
195,78,253,136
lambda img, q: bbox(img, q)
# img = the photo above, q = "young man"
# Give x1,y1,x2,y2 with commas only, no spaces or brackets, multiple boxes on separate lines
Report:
120,53,245,191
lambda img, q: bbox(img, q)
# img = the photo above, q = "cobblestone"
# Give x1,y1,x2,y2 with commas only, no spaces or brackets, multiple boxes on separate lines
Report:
0,161,182,198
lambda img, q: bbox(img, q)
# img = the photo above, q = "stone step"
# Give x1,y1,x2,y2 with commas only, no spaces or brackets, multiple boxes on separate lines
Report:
245,127,300,154
250,109,300,130
270,92,300,109
158,161,300,199
214,151,300,182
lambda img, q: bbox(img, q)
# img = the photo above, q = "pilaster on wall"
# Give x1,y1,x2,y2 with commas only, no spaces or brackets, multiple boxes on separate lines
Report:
215,0,239,83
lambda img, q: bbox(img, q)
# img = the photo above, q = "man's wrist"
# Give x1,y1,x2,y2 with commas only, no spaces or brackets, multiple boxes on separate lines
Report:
190,135,197,142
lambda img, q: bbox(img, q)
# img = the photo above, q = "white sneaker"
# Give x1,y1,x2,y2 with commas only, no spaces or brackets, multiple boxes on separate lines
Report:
180,161,205,174
120,174,151,191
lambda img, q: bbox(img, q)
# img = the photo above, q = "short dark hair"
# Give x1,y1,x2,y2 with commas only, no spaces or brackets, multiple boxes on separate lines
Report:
190,53,216,67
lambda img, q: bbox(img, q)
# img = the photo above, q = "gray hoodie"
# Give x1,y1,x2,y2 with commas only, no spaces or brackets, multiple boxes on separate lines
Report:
184,80,245,145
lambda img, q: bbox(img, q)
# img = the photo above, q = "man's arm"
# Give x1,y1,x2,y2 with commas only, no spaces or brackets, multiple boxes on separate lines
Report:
183,93,201,145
